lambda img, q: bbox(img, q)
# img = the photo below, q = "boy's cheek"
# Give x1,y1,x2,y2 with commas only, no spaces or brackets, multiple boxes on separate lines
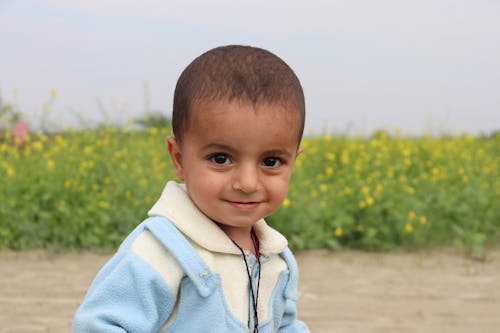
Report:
272,177,292,198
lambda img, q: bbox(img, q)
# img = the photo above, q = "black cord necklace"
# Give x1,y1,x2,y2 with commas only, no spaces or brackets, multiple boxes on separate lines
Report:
231,231,261,333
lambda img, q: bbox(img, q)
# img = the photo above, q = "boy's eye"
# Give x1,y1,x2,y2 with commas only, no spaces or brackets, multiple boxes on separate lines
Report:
210,153,231,165
262,157,282,168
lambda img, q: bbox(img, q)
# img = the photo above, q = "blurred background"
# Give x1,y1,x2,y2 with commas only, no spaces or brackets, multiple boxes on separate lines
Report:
1,0,499,135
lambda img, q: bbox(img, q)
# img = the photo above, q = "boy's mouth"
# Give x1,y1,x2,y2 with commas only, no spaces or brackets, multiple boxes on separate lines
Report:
223,200,261,210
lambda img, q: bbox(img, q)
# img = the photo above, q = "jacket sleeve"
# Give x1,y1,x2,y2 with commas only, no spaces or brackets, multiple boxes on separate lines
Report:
278,248,311,332
72,250,176,333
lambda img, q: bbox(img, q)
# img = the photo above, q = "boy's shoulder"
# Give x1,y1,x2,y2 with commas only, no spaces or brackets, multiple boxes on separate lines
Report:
133,216,218,297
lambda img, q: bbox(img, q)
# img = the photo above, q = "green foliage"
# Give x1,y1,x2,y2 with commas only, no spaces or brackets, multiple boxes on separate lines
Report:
269,133,500,255
0,127,176,251
1,128,499,254
133,113,172,129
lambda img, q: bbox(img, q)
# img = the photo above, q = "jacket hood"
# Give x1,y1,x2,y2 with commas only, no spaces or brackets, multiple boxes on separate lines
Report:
148,181,288,255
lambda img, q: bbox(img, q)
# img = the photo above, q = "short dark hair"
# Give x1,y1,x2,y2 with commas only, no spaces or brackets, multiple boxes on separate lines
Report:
172,45,305,143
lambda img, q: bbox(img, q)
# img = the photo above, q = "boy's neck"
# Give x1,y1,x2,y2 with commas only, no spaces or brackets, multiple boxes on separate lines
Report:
217,223,258,256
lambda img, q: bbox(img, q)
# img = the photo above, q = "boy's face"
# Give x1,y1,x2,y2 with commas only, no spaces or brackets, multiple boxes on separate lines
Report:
168,100,302,239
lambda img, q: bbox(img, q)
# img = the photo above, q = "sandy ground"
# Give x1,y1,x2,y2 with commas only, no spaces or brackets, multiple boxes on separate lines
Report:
1,249,499,333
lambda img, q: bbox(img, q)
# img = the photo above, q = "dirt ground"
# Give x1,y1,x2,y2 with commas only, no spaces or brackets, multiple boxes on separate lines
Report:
1,249,499,333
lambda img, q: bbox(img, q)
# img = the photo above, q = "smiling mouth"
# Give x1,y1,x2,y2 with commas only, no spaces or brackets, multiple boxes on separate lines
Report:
224,200,261,210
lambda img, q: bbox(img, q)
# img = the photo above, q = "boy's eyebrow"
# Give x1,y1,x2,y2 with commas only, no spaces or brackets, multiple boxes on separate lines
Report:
200,143,235,152
262,149,294,158
200,143,294,157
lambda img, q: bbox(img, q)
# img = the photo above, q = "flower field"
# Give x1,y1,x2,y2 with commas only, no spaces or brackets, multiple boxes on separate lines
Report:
1,126,499,254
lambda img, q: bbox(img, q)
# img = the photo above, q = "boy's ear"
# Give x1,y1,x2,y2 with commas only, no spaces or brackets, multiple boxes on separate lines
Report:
296,146,304,157
167,136,185,180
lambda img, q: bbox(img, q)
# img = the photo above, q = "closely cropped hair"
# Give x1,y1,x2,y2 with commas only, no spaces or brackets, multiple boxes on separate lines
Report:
172,45,305,143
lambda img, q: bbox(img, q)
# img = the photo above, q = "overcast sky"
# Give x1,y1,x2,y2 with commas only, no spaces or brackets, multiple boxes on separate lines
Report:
1,0,499,135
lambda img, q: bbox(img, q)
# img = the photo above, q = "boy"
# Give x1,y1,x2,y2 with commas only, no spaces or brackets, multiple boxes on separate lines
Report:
73,45,309,332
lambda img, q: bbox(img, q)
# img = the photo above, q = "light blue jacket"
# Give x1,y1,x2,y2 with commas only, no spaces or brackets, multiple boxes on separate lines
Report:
72,215,309,332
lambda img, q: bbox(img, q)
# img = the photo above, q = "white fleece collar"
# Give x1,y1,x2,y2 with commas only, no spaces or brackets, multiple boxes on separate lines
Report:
148,181,288,255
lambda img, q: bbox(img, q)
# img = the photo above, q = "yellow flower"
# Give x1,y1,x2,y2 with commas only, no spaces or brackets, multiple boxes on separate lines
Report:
366,196,375,206
319,184,328,192
407,210,416,221
147,127,159,136
6,167,15,177
404,223,414,234
98,201,110,209
405,186,415,195
46,159,55,171
341,151,349,165
361,186,370,195
358,200,366,209
418,216,427,225
33,141,43,151
342,187,352,196
84,146,93,154
335,227,343,237
282,198,291,208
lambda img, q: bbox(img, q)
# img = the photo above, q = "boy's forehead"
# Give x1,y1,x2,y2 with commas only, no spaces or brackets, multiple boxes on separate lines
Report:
183,99,302,141
189,99,300,124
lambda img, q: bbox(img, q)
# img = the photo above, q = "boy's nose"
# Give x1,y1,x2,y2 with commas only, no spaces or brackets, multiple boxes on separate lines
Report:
232,164,260,193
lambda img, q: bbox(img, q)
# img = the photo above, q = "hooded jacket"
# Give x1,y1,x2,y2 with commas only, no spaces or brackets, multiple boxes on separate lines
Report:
72,181,309,332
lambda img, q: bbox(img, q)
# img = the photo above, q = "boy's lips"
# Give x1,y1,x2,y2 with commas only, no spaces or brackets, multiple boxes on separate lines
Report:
223,199,262,210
